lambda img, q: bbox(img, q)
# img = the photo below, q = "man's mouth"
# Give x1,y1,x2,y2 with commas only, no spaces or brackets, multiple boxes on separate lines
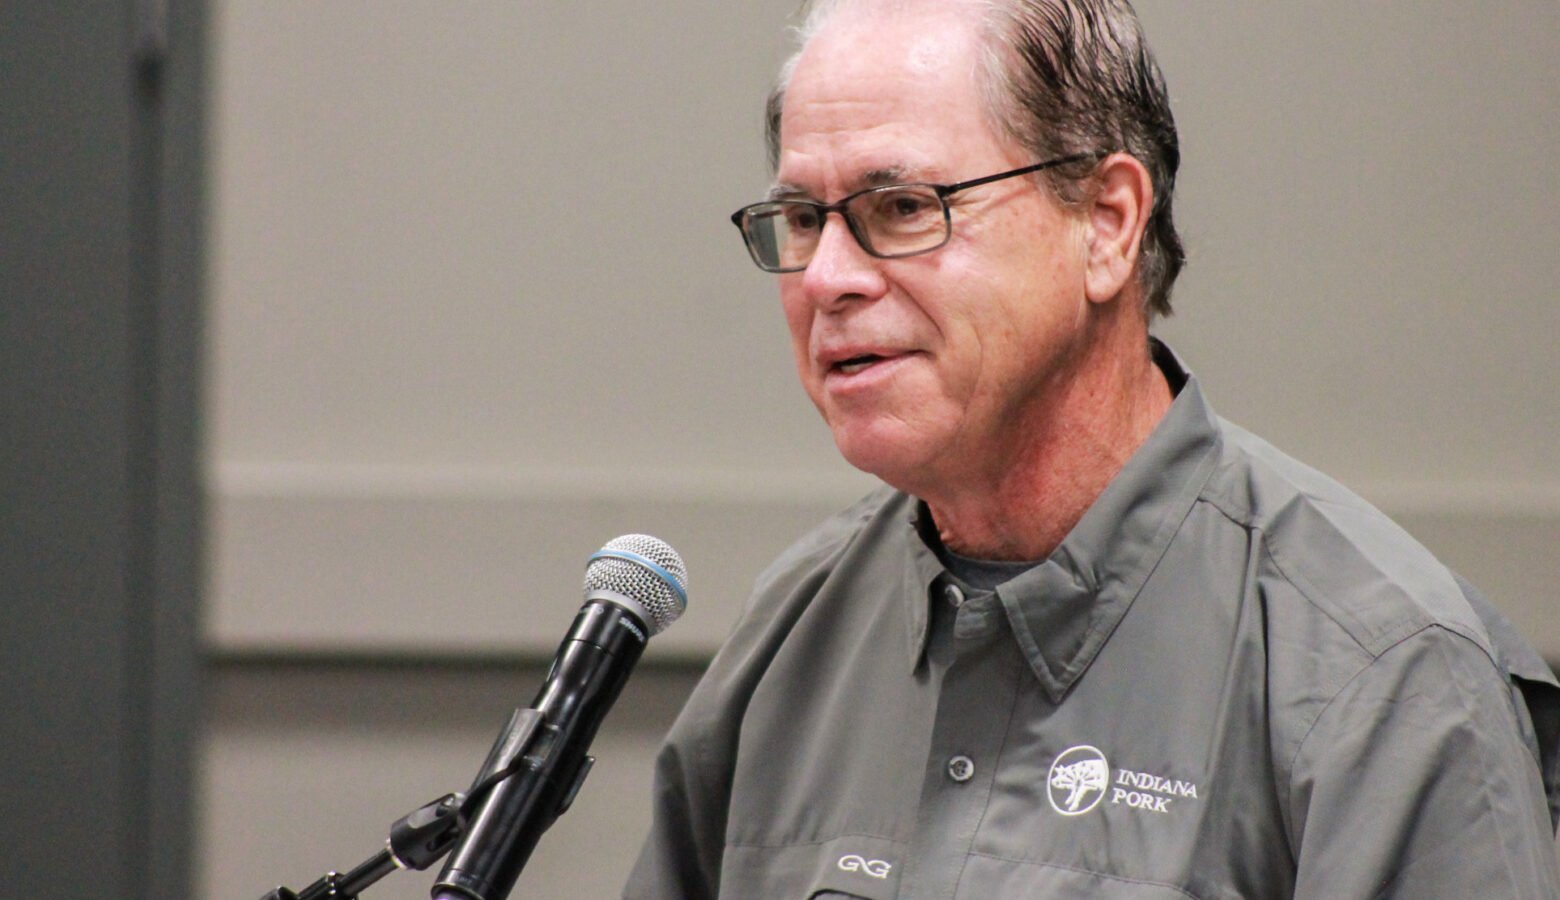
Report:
835,354,887,375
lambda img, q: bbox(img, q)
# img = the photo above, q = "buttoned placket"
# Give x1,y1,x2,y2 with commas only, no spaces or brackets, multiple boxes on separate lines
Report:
896,577,1025,899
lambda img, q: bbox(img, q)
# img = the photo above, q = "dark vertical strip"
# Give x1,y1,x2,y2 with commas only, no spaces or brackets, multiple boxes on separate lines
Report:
125,12,167,900
144,0,205,896
0,1,136,893
0,0,200,895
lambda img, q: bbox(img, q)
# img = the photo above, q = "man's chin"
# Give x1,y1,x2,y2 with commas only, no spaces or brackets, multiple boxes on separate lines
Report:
829,424,934,491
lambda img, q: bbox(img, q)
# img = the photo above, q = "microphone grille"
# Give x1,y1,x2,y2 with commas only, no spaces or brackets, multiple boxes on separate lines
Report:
583,534,688,635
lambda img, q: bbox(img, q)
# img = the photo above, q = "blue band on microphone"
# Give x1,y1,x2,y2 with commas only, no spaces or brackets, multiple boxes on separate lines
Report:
588,549,689,610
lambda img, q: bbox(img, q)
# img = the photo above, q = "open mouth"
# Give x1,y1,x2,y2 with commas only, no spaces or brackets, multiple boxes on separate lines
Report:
835,354,887,375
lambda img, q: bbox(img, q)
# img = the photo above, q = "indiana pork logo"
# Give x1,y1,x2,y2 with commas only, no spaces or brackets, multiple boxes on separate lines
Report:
1047,745,1202,816
1047,745,1110,815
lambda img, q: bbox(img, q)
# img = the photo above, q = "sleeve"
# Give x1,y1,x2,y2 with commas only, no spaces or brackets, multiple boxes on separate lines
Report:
1454,570,1560,828
1288,625,1560,899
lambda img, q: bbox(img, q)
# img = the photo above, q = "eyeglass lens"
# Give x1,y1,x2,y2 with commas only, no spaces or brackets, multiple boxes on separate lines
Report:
740,184,950,272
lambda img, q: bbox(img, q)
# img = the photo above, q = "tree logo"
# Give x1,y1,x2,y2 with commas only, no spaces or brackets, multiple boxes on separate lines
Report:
1047,745,1110,816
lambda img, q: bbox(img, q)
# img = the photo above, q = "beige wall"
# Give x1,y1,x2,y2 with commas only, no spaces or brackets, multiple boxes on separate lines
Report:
201,2,1560,897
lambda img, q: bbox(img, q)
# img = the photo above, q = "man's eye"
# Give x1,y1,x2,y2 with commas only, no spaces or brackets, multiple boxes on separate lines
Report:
872,190,938,222
785,206,822,231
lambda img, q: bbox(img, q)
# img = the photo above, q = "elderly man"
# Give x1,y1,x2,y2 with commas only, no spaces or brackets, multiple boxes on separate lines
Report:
625,0,1560,896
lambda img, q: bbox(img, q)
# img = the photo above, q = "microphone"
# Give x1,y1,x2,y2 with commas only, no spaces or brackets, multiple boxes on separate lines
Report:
430,534,688,900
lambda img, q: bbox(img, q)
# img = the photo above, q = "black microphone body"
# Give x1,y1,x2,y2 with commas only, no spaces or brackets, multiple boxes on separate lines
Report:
432,535,687,900
433,601,645,899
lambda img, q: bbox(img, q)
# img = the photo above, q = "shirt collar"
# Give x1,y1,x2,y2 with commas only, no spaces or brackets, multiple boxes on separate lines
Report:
904,511,948,668
902,340,1222,696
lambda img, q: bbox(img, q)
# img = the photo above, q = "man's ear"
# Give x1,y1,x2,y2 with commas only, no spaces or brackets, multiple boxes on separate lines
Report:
1083,153,1153,305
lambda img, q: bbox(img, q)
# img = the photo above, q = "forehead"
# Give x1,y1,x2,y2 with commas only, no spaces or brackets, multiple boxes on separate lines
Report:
777,2,1014,191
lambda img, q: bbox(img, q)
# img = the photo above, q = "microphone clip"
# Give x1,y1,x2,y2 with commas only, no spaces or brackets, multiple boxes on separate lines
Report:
454,707,555,824
259,791,467,900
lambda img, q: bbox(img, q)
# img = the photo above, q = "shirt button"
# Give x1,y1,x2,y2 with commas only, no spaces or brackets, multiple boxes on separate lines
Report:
947,755,975,782
943,584,966,608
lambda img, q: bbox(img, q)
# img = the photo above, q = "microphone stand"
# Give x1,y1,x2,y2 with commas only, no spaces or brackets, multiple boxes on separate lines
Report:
260,708,554,900
258,791,465,900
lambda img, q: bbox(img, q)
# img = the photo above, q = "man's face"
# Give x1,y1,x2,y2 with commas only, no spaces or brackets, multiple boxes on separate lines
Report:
775,4,1095,493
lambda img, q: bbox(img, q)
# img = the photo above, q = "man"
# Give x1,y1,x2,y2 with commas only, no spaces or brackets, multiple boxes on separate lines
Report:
626,0,1560,896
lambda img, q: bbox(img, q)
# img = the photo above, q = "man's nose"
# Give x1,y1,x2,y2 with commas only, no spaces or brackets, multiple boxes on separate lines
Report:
800,214,885,307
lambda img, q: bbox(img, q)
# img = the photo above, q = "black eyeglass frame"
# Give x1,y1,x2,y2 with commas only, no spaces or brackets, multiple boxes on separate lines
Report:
730,152,1104,273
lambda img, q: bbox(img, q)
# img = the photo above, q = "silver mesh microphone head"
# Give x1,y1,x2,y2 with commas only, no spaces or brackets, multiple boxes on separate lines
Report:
583,534,688,636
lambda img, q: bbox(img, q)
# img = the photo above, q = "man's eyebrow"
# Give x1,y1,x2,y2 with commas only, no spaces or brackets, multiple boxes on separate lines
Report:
767,166,915,201
767,183,811,201
860,166,912,187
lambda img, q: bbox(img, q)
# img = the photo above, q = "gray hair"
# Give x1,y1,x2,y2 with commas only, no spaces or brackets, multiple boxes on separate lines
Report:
764,0,1184,317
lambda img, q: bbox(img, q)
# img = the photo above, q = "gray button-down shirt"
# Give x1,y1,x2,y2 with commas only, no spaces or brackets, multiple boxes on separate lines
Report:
625,346,1560,899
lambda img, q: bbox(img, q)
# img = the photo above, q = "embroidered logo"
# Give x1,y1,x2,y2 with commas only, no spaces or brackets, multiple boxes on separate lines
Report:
1047,744,1203,816
1047,745,1110,815
838,854,892,879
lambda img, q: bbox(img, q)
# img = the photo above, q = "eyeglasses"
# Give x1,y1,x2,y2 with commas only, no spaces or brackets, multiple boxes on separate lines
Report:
730,153,1100,273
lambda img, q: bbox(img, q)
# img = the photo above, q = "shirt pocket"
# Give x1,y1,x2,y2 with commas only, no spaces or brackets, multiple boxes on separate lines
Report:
719,834,903,899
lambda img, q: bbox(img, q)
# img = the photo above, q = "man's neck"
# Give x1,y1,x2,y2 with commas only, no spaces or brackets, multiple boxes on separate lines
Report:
922,326,1173,562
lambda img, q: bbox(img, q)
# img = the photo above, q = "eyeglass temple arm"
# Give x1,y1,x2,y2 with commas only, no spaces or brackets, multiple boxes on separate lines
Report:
939,151,1107,196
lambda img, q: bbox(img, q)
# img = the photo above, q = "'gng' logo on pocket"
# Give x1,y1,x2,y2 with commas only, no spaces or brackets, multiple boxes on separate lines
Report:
837,854,892,878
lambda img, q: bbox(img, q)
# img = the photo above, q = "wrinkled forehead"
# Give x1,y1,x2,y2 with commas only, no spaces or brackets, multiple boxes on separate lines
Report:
783,1,987,127
777,3,1005,189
